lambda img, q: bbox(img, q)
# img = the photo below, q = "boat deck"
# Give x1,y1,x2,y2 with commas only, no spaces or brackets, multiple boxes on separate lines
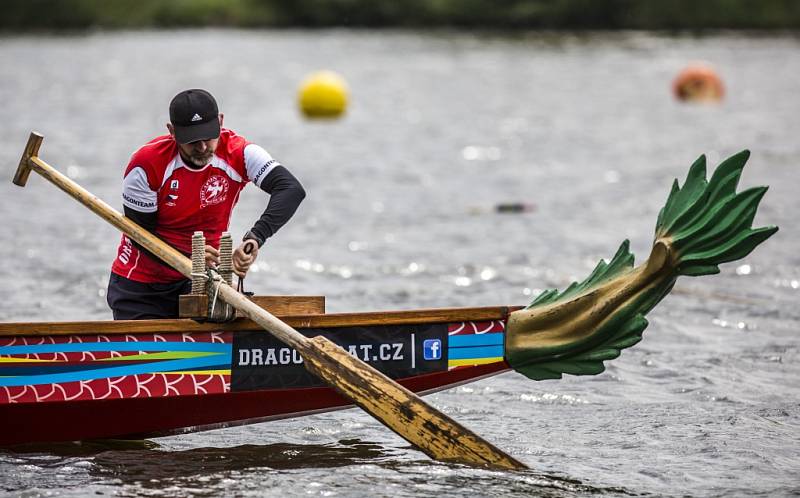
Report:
0,306,514,337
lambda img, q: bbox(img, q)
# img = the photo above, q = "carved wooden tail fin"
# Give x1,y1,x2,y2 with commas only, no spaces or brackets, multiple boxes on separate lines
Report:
506,151,778,381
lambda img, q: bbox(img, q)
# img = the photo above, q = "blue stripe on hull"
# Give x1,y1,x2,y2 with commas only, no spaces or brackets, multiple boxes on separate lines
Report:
0,356,230,387
0,342,230,355
448,333,503,348
448,345,504,360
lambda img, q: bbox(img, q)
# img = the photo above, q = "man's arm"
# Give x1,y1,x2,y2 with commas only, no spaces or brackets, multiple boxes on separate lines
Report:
235,143,306,276
244,165,306,246
233,159,306,277
124,206,158,234
121,165,161,262
124,206,158,259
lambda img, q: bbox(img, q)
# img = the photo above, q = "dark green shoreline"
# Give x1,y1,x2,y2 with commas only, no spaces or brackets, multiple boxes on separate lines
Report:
4,0,800,31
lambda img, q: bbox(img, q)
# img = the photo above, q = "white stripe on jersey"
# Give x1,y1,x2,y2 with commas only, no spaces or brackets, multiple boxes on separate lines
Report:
122,166,157,213
245,143,280,187
125,246,141,279
160,155,184,190
210,155,244,183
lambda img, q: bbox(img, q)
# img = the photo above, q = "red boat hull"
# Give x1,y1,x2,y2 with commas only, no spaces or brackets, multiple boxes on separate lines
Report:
2,362,508,445
0,307,513,445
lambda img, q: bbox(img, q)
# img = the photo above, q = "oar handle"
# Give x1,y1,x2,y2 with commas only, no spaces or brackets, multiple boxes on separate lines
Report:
13,132,42,187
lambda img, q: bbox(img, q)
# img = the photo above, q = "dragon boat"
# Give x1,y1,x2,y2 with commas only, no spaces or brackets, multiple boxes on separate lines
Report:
0,149,777,447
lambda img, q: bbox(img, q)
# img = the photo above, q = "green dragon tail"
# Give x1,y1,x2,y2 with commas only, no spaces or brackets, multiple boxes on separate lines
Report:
505,150,778,381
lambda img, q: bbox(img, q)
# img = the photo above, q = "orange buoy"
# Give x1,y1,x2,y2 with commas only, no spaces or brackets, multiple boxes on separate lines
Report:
672,63,725,102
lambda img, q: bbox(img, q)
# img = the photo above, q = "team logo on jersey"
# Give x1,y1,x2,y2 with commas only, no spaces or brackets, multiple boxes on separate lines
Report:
200,175,229,207
170,180,179,190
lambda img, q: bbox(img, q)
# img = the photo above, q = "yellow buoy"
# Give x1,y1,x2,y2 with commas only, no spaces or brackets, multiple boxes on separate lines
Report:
298,71,349,118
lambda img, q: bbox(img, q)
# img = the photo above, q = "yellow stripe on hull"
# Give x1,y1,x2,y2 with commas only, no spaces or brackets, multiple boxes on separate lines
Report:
448,357,503,368
0,357,59,363
100,351,224,361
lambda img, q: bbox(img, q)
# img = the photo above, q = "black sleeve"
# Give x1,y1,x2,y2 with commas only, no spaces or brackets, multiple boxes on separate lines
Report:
123,206,162,260
246,165,306,246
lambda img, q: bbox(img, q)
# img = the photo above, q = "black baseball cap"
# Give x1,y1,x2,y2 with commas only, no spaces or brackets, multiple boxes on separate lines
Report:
169,89,221,144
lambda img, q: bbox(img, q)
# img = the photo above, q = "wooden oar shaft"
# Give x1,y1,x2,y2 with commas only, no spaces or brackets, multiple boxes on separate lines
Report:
28,155,194,277
13,131,525,470
214,282,310,350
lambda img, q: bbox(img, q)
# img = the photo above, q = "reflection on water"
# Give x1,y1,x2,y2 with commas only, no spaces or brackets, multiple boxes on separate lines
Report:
93,440,390,482
4,439,161,456
2,439,636,497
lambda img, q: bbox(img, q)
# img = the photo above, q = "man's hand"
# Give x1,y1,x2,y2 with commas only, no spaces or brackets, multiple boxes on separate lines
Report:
205,245,220,268
232,240,259,277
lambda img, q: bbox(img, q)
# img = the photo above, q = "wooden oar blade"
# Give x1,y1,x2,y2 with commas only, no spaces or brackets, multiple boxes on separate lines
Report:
298,335,527,470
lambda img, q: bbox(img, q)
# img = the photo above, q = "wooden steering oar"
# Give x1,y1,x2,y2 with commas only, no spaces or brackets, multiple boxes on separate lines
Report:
12,131,525,470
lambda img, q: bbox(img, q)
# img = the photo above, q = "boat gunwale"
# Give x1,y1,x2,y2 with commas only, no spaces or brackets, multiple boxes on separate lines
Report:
0,306,516,337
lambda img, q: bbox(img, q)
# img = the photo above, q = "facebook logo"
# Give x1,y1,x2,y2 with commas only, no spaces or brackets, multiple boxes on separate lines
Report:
423,339,442,361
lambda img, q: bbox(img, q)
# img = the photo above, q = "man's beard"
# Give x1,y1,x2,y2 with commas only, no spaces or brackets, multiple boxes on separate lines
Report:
186,150,213,167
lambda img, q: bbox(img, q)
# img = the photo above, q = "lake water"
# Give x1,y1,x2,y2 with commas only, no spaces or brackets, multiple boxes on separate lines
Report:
0,29,798,497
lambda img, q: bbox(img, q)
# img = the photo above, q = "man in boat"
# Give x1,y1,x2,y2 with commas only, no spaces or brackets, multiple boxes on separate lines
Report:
107,89,306,319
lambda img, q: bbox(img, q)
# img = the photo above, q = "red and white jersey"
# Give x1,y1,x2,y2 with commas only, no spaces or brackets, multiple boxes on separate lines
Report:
111,129,279,283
